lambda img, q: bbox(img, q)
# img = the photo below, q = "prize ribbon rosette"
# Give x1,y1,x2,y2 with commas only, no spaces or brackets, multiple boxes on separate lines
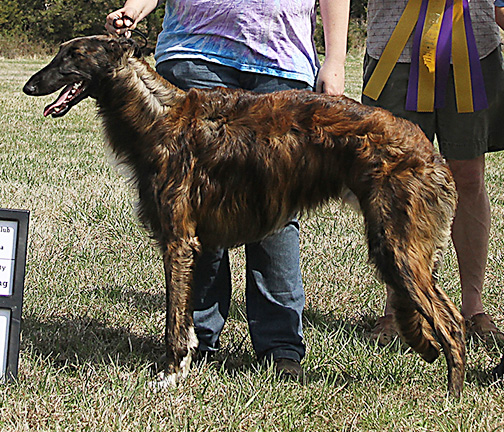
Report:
363,0,487,113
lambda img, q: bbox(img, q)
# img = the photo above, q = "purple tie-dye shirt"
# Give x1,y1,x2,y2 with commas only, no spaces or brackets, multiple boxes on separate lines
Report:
155,0,320,86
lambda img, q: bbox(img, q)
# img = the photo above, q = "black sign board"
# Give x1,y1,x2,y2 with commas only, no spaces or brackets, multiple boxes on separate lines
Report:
0,208,29,382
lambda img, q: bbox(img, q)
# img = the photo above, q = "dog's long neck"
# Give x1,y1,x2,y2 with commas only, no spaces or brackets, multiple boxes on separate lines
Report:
96,57,185,148
96,56,184,162
122,56,183,118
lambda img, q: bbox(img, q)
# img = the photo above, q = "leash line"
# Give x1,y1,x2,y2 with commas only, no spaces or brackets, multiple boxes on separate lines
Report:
112,15,148,49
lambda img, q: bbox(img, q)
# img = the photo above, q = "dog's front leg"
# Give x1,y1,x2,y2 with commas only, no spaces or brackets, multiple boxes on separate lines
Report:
153,236,200,389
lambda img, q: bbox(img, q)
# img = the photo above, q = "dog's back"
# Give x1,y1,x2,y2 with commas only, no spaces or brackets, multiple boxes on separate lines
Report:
169,88,450,249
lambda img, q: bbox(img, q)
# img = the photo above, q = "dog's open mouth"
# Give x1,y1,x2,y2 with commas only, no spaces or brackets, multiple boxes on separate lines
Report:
44,81,88,117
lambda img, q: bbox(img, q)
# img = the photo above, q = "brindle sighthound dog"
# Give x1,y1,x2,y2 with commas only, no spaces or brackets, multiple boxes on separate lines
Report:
24,35,465,396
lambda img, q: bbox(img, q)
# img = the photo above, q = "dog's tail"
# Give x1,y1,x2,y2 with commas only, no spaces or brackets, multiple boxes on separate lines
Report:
356,151,465,396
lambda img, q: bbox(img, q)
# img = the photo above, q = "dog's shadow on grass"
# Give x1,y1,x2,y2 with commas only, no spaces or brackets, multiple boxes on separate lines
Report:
21,286,502,388
303,304,376,338
21,286,373,379
22,285,167,371
207,302,381,382
22,314,166,371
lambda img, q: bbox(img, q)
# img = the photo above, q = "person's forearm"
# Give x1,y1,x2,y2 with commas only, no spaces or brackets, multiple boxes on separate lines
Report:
319,0,350,67
496,6,504,30
316,0,350,94
120,0,159,22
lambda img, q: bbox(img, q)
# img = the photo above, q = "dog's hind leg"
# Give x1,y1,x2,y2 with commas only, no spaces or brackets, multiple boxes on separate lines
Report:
360,175,465,396
364,209,442,362
388,266,466,397
154,236,201,388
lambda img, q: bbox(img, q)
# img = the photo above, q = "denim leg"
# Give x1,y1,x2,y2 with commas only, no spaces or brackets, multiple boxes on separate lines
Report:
192,249,232,353
157,59,235,354
157,59,306,361
242,74,307,362
245,220,305,362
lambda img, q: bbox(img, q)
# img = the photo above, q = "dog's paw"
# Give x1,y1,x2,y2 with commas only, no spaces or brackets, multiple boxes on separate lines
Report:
149,326,199,391
148,350,193,392
148,370,179,391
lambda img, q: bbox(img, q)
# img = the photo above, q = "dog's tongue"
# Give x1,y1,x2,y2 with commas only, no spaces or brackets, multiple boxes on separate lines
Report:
43,84,73,117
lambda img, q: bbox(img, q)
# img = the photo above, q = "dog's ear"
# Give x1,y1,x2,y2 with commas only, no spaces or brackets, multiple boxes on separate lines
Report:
117,37,143,58
106,37,142,60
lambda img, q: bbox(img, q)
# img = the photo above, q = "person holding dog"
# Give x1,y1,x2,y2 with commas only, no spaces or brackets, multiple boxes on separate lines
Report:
106,0,350,381
362,0,504,347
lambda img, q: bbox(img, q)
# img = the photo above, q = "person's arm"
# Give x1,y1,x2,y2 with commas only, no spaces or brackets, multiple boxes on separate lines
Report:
496,6,504,29
105,0,160,35
315,0,350,95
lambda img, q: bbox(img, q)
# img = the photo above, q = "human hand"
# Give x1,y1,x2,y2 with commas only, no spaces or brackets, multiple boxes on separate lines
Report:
315,58,345,95
105,7,138,37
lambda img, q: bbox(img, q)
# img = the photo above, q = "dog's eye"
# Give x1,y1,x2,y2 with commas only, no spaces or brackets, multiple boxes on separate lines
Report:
60,69,78,76
59,50,86,74
59,62,80,76
63,49,85,61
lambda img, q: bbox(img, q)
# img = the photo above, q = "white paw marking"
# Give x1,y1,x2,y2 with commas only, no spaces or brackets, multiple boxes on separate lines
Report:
148,370,179,392
148,326,199,392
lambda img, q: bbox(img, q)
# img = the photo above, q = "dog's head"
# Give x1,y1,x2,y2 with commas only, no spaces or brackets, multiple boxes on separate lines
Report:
23,35,141,117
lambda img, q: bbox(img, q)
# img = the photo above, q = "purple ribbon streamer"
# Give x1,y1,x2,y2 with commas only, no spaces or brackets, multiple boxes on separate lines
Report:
462,0,488,111
405,0,428,111
434,0,453,109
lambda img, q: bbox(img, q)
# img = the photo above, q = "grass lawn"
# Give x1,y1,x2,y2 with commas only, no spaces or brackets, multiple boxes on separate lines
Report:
0,51,503,431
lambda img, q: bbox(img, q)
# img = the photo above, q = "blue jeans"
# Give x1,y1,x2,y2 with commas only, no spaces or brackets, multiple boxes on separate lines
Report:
157,59,307,362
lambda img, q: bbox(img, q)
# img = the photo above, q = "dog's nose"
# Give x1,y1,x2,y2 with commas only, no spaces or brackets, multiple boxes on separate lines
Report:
23,82,37,95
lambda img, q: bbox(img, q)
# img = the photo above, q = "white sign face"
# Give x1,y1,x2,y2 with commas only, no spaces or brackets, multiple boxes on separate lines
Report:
0,221,18,296
0,308,10,380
